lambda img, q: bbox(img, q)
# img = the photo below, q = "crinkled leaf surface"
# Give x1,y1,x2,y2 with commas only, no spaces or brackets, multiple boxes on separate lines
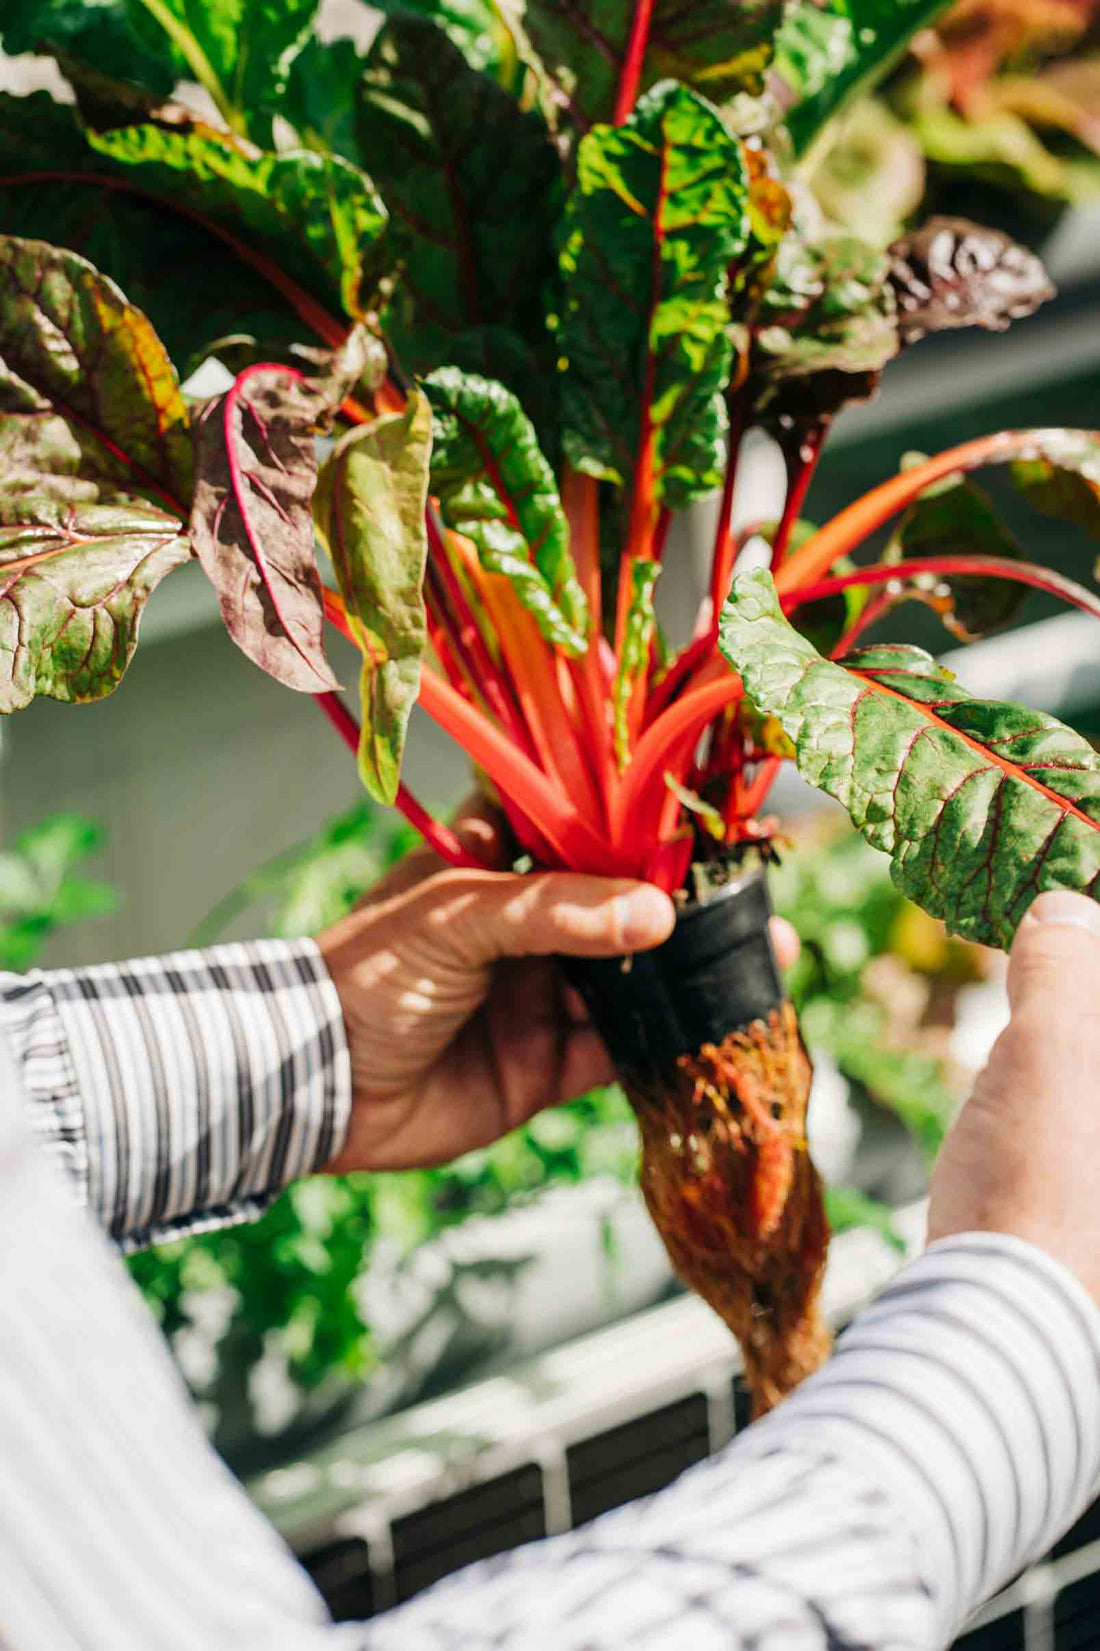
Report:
559,81,750,508
1009,429,1100,542
886,470,1028,641
356,15,559,376
523,0,783,131
887,216,1054,344
424,369,588,653
0,235,193,511
314,395,433,804
773,0,954,156
720,567,1100,947
749,233,898,423
0,95,314,377
0,500,189,710
189,343,369,693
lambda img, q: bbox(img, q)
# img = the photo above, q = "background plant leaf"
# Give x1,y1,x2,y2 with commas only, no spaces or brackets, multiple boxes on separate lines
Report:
773,0,955,157
0,500,190,710
314,394,433,805
558,81,751,509
0,0,178,96
522,0,784,131
0,235,193,510
189,344,369,694
720,567,1100,948
371,0,525,91
884,469,1028,641
0,94,314,378
424,369,588,653
887,216,1054,344
356,14,560,379
1009,429,1100,542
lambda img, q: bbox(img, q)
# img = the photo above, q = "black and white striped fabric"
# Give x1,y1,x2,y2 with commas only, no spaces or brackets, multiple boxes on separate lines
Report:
1,941,1099,1651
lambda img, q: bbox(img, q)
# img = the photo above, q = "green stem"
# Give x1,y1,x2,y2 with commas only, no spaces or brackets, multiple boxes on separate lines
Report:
134,0,246,137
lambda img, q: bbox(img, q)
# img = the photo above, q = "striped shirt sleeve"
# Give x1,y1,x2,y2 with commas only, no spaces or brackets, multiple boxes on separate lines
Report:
0,939,352,1251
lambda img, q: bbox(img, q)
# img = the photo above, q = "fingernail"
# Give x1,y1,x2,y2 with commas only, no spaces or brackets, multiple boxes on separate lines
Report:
1024,890,1100,935
616,887,674,950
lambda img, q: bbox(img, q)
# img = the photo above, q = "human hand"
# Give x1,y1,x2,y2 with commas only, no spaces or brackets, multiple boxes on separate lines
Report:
316,799,798,1174
928,890,1100,1306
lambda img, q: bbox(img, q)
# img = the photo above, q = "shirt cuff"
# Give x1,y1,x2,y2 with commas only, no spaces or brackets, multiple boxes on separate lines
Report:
0,938,352,1251
732,1231,1100,1643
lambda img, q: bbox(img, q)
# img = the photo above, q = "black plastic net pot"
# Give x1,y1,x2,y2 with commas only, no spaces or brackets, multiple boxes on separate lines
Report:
562,870,831,1415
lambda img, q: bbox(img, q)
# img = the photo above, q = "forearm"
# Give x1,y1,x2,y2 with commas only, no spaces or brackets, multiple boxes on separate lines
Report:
0,939,351,1249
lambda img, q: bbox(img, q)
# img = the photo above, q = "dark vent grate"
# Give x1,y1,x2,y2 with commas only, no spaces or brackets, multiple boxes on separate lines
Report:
391,1463,546,1604
567,1393,710,1528
953,1610,1026,1650
1054,1568,1100,1649
300,1537,375,1623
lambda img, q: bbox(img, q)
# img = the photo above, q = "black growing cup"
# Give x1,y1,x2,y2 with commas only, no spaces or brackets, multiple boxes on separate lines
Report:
560,871,784,1085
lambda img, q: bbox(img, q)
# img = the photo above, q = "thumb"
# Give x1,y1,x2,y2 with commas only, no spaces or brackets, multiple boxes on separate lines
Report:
1008,890,1100,1020
424,870,676,967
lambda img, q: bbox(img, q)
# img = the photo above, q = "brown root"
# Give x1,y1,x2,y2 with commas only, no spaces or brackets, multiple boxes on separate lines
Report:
625,1002,831,1417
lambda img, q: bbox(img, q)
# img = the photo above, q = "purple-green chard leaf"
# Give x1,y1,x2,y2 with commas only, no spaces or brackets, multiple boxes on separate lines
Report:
423,369,588,653
189,330,372,695
720,567,1100,947
314,393,433,805
0,236,193,710
558,81,751,509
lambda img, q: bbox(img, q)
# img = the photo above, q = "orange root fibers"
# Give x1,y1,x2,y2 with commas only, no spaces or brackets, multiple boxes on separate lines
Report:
626,1002,831,1416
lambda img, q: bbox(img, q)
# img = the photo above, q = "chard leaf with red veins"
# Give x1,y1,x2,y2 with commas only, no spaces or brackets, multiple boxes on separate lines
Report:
424,369,588,654
0,236,192,511
720,567,1100,947
189,335,370,694
558,81,751,510
356,14,559,379
0,501,190,711
522,0,783,131
1009,430,1100,542
314,394,433,805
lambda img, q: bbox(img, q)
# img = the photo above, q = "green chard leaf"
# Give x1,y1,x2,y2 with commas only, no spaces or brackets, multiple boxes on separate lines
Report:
370,0,525,92
559,81,751,509
885,469,1028,642
523,0,783,131
0,94,314,376
0,237,193,708
611,557,660,766
123,0,320,144
356,15,560,378
314,394,433,805
720,568,1100,948
189,334,370,694
424,369,588,653
773,0,955,158
283,36,367,160
1008,430,1100,542
0,0,178,95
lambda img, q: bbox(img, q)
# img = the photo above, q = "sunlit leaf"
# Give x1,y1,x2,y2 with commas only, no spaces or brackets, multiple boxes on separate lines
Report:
189,335,370,693
314,394,433,804
559,81,751,508
774,0,954,156
721,567,1100,947
523,0,783,131
0,500,189,710
0,235,192,510
424,369,588,652
357,14,559,379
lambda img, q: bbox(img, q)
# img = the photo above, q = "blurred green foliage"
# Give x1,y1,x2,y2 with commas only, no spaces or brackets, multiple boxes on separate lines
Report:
0,813,116,969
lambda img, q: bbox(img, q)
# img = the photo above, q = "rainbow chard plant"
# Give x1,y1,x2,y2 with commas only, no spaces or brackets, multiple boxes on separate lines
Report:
6,0,1100,1409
